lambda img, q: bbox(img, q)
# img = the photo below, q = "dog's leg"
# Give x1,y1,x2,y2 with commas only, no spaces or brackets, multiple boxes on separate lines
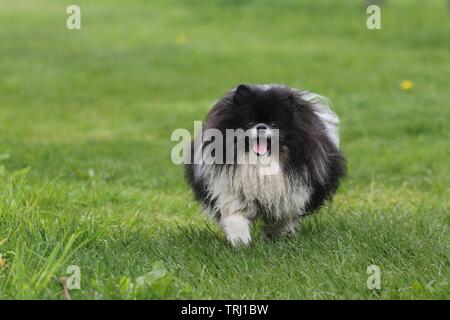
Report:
218,195,256,246
264,216,299,239
221,214,251,247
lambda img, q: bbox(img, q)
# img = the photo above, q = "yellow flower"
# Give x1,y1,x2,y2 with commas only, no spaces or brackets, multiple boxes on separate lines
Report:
175,34,188,45
400,80,413,91
0,254,6,268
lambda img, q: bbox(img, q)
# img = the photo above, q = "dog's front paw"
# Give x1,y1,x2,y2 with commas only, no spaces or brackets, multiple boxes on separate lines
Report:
264,218,298,239
221,215,251,247
227,230,251,247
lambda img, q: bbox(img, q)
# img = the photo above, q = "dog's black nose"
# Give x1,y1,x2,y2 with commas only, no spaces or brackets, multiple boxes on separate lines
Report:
256,124,268,131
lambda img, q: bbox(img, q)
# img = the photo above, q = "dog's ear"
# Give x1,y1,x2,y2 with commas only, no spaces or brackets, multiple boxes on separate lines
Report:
233,84,253,104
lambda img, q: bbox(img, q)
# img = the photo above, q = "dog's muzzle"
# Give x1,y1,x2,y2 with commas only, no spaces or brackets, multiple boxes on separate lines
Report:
250,123,272,156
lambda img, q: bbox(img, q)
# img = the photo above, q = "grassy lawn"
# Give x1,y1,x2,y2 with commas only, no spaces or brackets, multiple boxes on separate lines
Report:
0,0,449,299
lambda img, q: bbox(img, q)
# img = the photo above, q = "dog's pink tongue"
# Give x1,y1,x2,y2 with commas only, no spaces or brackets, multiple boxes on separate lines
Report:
252,141,268,155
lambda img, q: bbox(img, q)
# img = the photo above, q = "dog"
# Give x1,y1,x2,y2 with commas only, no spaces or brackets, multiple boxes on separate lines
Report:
185,84,346,246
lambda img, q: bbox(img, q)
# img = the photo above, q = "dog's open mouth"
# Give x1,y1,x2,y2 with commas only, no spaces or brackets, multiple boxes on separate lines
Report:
251,137,271,156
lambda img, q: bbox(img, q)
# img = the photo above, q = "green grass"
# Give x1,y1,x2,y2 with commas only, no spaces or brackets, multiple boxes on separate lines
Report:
0,0,449,299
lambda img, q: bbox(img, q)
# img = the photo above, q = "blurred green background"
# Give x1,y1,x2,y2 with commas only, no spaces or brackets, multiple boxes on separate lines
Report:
0,0,448,299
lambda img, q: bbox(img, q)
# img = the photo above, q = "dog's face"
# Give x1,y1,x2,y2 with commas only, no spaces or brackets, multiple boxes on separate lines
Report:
230,84,290,156
210,84,305,159
204,83,337,176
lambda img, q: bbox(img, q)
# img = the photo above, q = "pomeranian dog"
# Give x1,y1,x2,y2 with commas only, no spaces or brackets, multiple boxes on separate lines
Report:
185,84,346,246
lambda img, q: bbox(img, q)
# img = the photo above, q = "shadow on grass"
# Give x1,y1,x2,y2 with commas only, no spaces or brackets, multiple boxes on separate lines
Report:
129,207,449,268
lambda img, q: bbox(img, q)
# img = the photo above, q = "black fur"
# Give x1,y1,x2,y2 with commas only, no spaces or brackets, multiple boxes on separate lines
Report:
185,84,346,218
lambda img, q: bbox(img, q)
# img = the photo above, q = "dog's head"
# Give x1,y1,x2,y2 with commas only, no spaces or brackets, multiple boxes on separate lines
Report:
208,84,338,160
202,84,342,181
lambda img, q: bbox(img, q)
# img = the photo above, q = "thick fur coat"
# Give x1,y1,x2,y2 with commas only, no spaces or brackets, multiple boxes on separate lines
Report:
185,84,346,246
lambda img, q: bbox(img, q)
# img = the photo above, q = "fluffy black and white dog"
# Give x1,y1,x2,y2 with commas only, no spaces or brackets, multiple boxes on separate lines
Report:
185,84,346,246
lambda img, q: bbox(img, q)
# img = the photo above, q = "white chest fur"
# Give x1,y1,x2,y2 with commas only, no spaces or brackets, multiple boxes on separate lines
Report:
196,154,311,220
